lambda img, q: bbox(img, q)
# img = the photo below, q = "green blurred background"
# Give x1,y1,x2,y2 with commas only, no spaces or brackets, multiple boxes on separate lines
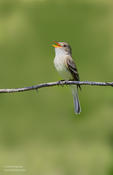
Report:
0,0,113,174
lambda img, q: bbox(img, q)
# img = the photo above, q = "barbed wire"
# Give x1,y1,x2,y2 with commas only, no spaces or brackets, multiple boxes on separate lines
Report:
0,80,112,94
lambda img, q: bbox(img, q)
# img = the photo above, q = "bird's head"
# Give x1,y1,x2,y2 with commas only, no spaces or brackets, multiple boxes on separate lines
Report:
52,41,72,56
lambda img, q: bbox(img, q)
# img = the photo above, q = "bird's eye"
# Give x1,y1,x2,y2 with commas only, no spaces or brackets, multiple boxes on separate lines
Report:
63,44,66,47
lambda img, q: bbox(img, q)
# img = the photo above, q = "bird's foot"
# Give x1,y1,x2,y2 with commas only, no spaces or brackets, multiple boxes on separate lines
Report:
58,80,65,87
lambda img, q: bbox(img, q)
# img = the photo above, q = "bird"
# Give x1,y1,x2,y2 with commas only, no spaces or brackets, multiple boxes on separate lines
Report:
52,41,81,114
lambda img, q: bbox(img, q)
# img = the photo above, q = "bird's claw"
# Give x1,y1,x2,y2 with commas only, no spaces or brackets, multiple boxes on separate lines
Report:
58,80,65,87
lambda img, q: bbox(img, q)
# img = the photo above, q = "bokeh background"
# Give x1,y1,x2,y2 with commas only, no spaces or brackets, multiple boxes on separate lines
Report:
0,0,113,174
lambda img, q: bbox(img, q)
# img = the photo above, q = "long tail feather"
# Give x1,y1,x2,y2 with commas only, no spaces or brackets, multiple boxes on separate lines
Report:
71,86,81,114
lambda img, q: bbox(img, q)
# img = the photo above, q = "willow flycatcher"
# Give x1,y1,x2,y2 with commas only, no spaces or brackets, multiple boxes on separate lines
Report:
52,41,81,114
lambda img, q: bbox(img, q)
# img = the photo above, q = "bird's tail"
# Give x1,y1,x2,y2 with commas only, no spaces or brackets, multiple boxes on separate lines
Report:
71,85,81,114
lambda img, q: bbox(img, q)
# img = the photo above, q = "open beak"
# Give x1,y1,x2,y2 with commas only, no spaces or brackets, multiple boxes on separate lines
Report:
52,41,62,48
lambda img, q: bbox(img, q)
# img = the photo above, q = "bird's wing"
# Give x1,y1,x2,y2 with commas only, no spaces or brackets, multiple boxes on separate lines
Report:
65,56,80,81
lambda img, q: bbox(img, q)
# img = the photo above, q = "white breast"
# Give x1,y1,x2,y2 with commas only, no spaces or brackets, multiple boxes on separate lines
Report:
54,55,72,80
